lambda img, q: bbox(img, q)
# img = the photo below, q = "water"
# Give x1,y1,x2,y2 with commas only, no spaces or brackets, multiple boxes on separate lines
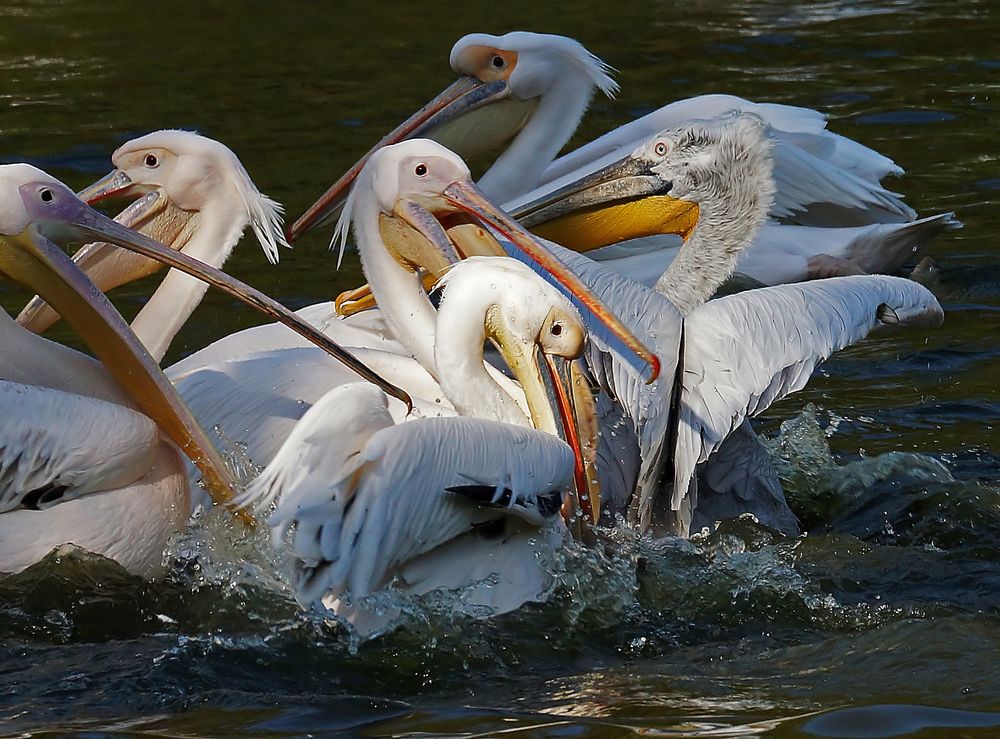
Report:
1,0,998,735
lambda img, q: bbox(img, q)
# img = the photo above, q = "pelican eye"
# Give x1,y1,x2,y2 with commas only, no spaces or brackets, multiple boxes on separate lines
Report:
145,154,159,168
491,55,505,69
414,163,428,177
654,142,669,157
39,188,53,203
551,322,563,336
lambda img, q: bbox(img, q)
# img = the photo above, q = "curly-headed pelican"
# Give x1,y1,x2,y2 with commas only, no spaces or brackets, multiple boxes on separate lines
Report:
507,114,946,532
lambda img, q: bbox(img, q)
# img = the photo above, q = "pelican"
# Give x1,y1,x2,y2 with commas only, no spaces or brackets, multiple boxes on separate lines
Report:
290,31,957,286
18,130,291,360
495,115,946,532
241,257,597,621
0,164,417,574
16,130,414,398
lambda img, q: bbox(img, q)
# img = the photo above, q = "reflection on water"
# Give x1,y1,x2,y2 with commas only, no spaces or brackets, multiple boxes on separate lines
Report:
0,0,998,736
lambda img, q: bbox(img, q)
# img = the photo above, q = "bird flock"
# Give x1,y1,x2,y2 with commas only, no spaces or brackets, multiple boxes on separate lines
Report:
0,31,954,633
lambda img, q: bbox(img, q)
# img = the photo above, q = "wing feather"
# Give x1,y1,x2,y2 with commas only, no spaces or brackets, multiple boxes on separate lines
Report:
671,275,944,527
0,381,159,513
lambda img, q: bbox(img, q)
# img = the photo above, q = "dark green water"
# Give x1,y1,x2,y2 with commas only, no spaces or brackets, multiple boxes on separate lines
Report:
1,1,998,736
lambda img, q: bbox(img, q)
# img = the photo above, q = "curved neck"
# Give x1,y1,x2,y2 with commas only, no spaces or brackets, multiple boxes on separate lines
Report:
653,190,769,316
433,288,529,427
354,195,439,375
132,199,245,361
479,76,597,204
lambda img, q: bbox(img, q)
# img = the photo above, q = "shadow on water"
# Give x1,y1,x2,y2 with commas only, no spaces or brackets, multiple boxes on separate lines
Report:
0,0,998,736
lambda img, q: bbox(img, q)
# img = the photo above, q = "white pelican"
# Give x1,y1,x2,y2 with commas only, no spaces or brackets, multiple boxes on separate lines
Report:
15,131,413,409
241,257,596,617
0,163,260,572
289,31,957,284
0,164,416,574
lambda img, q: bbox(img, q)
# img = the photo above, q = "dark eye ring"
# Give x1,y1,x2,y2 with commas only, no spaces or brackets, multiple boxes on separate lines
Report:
39,188,53,203
654,142,668,157
551,322,563,336
492,55,505,68
414,163,428,176
145,154,158,167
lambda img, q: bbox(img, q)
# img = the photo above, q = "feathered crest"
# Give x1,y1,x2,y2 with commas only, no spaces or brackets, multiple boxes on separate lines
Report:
116,130,290,265
332,169,363,270
219,140,289,265
580,46,619,99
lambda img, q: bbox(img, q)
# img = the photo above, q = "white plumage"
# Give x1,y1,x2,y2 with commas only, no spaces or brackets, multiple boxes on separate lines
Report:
242,384,572,603
0,380,160,514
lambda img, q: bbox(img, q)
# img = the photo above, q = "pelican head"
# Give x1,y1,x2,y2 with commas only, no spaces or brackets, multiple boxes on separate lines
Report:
82,130,287,262
18,130,288,335
513,112,776,252
435,257,600,523
341,138,660,383
289,31,616,240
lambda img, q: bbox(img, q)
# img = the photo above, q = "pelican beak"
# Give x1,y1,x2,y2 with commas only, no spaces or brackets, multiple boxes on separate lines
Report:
17,170,198,333
435,178,661,383
0,205,241,515
288,76,511,241
485,307,600,526
22,180,414,410
510,153,700,252
543,354,601,528
77,167,136,204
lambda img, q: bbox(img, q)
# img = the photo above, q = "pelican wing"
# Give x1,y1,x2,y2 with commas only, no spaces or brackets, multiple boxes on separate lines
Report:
0,380,159,513
241,383,573,604
536,94,911,224
671,275,944,527
692,420,799,536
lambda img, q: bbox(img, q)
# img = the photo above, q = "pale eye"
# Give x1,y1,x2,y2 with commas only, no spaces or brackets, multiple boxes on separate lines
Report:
145,153,159,168
654,142,668,157
491,55,506,69
414,163,428,177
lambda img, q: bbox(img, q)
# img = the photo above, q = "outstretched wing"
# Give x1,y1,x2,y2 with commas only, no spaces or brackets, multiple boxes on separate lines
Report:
241,383,573,604
0,380,159,513
670,275,944,530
